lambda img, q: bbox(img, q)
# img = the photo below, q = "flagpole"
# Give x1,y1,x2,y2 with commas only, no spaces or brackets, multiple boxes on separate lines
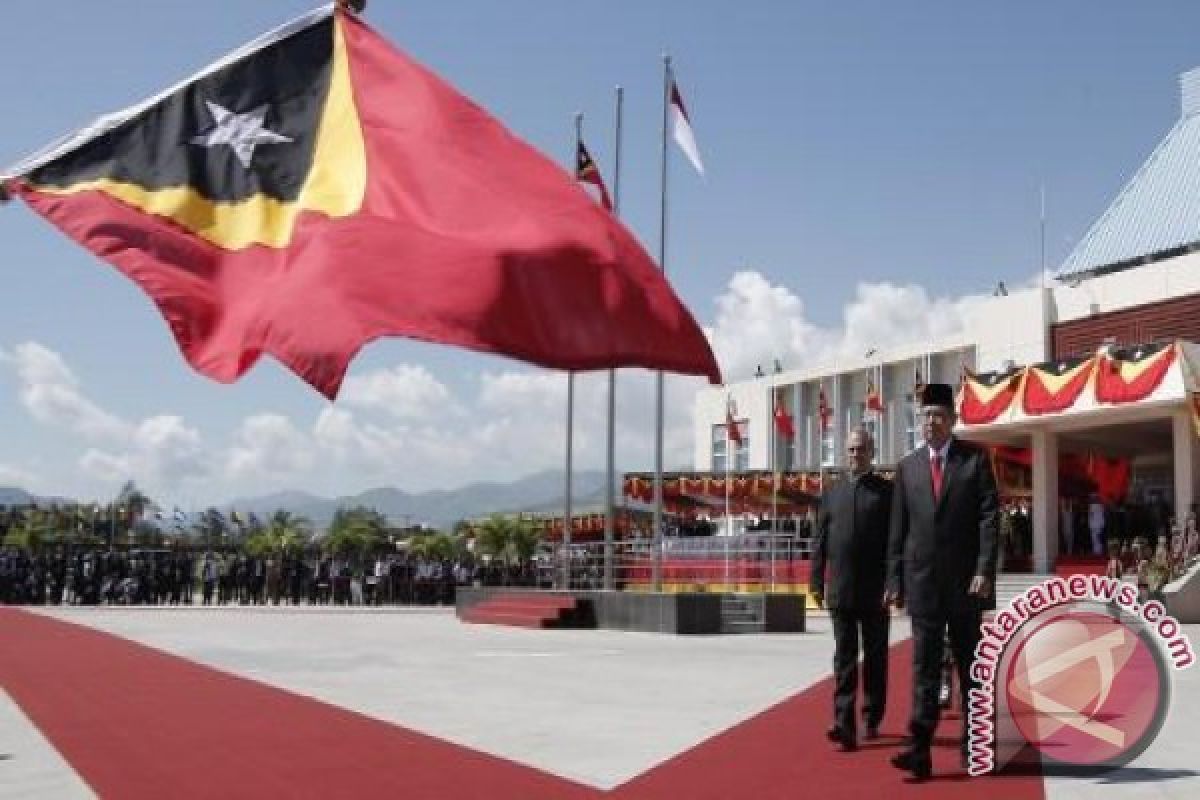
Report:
653,55,671,592
563,112,583,590
603,85,624,592
770,388,778,592
725,411,732,589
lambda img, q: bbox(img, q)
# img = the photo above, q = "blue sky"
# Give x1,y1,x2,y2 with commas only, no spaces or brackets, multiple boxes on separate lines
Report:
2,1,1200,510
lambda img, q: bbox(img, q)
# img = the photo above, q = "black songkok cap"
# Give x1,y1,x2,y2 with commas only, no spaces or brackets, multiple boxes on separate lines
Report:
920,382,955,410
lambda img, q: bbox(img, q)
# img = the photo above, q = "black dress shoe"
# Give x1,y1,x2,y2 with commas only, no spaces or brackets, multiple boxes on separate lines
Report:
890,749,931,780
825,725,857,751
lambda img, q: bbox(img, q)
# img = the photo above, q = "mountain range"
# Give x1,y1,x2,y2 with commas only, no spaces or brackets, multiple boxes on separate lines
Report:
1,469,617,530
224,468,611,529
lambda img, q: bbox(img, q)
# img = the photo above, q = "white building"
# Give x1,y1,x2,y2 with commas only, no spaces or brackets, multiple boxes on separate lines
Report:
694,67,1200,575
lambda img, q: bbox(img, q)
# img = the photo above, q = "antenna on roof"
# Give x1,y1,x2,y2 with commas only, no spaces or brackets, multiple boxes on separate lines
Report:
1040,183,1047,290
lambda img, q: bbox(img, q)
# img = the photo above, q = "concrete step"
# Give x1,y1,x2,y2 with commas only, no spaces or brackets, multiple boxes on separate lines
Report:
460,609,552,628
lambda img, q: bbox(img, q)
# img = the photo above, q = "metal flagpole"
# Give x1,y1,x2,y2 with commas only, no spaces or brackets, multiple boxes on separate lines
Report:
725,402,732,589
770,387,778,591
563,113,583,590
653,56,671,592
603,86,624,591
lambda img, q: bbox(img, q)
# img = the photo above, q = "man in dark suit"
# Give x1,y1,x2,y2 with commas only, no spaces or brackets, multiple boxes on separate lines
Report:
810,427,893,751
886,383,998,780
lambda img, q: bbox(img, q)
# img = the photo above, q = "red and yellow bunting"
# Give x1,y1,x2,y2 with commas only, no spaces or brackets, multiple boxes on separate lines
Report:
1022,356,1096,415
1095,342,1176,404
960,367,1023,424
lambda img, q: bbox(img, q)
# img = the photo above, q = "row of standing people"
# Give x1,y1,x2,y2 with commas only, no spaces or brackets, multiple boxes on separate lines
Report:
0,549,541,607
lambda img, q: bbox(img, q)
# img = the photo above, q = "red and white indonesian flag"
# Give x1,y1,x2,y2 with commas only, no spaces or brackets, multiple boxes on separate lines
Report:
670,79,705,176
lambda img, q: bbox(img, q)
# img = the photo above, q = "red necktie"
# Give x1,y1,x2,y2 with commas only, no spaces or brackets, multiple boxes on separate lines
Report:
931,452,943,498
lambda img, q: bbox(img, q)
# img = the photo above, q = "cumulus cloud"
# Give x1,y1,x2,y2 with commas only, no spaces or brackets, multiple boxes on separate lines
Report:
705,270,992,383
1,342,130,439
339,365,456,420
227,414,317,480
80,415,212,489
0,462,40,488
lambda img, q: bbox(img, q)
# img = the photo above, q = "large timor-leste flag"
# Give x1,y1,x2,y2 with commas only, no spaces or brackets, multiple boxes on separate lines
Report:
1,6,720,399
1022,355,1096,415
959,365,1022,425
1095,342,1176,405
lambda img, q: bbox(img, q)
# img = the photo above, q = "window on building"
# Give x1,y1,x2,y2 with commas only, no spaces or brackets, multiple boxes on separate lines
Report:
712,422,750,472
904,393,919,453
734,426,749,471
860,406,880,464
820,423,835,467
711,424,727,473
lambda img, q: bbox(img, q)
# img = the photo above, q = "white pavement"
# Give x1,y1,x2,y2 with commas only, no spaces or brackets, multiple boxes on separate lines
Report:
0,689,96,799
3,607,1199,799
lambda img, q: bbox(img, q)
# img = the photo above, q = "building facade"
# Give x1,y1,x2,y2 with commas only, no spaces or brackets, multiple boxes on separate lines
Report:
694,67,1200,574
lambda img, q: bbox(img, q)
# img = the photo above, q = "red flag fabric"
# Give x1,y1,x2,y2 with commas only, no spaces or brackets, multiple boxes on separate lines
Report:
726,398,744,446
774,401,795,440
1095,343,1176,405
960,366,1022,425
3,8,720,400
865,377,884,413
818,387,832,433
575,140,613,211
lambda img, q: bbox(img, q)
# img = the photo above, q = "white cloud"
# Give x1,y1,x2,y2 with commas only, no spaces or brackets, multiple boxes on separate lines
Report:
227,414,316,480
339,365,455,420
79,415,212,489
705,270,992,383
1,342,130,439
0,462,39,488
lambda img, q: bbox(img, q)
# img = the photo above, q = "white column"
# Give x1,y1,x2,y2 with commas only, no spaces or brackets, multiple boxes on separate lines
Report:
833,376,843,467
1172,408,1198,523
1031,428,1058,574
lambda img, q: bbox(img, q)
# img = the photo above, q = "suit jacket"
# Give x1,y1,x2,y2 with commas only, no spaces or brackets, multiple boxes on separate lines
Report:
810,471,893,611
887,437,999,616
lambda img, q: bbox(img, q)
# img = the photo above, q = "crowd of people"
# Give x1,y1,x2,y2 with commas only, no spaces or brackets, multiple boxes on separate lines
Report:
1103,514,1200,602
0,547,542,607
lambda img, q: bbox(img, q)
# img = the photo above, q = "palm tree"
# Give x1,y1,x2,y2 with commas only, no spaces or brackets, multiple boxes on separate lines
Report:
267,510,313,555
193,508,229,551
115,480,153,525
510,517,544,566
3,512,51,553
324,507,388,565
476,514,515,564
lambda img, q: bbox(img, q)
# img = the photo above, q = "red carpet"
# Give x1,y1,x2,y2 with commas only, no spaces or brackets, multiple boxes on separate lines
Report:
0,609,592,800
614,639,1046,800
0,609,1045,799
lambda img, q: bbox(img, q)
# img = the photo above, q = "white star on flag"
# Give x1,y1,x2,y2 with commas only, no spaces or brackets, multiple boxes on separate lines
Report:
670,79,705,176
190,100,293,168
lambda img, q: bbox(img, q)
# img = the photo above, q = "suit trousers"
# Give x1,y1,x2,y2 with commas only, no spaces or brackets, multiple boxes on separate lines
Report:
830,608,889,735
908,606,981,752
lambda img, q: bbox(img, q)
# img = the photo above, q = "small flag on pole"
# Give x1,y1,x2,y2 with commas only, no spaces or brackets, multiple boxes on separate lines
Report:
726,396,743,446
818,386,832,433
866,376,885,414
670,78,705,176
575,140,613,211
773,391,795,440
